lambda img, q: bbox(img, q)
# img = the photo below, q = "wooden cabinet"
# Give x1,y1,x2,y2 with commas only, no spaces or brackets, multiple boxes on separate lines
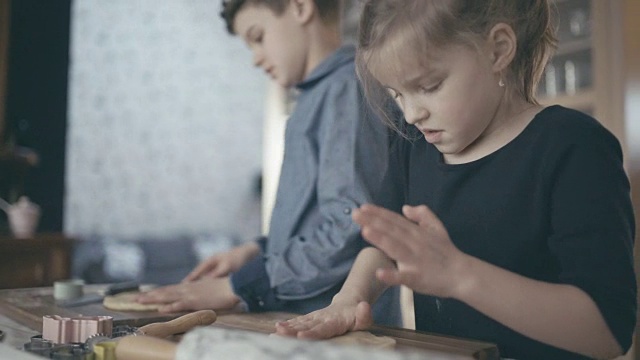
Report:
0,233,75,289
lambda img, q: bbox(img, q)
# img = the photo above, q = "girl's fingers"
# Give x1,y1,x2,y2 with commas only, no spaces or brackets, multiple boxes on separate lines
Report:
353,301,374,330
356,204,421,239
274,321,298,336
354,206,417,260
275,319,324,339
375,268,404,286
402,205,442,229
297,325,338,340
354,204,409,226
361,226,414,262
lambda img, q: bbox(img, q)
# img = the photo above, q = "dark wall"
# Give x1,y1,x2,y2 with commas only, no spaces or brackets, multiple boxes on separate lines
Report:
5,0,71,232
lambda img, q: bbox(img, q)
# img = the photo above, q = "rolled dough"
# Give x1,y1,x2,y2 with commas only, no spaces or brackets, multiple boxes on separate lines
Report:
103,291,163,311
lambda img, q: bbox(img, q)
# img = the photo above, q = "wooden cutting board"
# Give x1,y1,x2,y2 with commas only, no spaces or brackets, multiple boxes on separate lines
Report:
0,286,179,331
0,287,500,359
212,312,500,359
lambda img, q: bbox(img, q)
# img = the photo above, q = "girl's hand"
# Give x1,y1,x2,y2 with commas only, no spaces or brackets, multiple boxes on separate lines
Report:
136,277,240,313
183,242,260,282
274,301,373,340
352,204,470,299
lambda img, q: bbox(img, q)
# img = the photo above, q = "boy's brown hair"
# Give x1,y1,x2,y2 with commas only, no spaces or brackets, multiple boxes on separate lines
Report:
221,0,342,34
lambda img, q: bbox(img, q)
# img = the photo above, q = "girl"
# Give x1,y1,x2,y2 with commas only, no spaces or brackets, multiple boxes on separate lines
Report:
274,1,636,359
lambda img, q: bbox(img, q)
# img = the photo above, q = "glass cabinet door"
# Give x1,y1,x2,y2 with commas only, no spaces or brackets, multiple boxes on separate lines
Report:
538,0,594,114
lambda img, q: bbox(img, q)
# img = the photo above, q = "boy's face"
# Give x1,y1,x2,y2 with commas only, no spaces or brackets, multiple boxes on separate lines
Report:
234,3,310,87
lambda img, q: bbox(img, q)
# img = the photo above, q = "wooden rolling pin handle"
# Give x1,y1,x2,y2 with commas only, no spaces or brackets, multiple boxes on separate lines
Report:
115,335,177,360
137,310,217,338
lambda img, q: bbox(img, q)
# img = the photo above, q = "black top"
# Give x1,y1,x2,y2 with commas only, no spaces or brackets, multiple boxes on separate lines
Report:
379,105,636,359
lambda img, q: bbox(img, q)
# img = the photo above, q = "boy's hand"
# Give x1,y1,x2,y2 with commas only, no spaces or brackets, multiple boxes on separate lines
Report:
136,277,240,313
352,204,471,299
274,301,373,340
183,242,260,282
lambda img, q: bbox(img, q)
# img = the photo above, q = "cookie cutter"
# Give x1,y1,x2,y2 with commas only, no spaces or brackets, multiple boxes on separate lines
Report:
23,334,95,359
49,343,94,360
23,335,54,357
43,315,113,344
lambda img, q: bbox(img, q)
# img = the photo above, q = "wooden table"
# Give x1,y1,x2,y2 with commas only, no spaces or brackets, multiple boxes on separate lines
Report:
0,233,75,289
0,286,500,359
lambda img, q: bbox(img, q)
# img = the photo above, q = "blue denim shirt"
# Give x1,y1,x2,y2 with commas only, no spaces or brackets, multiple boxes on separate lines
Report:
231,46,401,326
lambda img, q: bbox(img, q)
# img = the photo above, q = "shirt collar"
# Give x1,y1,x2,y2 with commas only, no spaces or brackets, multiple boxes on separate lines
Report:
296,45,356,90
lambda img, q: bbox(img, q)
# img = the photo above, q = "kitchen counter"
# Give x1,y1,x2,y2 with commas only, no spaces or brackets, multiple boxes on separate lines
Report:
0,286,500,359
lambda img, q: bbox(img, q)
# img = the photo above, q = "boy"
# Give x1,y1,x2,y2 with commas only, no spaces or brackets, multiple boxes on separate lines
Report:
137,0,401,327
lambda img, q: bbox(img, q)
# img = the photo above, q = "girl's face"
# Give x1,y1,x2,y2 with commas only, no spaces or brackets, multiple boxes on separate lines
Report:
369,39,506,163
234,4,310,87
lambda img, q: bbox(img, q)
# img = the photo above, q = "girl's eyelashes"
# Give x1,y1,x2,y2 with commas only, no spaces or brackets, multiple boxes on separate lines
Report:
385,80,443,99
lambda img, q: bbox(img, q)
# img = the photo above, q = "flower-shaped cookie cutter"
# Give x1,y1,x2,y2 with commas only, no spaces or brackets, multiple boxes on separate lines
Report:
42,315,113,344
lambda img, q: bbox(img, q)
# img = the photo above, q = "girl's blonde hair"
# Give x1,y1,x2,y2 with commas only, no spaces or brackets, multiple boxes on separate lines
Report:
356,0,557,132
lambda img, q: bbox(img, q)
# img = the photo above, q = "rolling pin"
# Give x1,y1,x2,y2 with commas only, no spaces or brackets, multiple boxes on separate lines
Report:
90,310,216,360
136,309,217,338
115,335,178,360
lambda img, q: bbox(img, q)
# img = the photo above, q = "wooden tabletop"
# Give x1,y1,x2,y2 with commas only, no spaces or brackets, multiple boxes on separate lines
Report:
0,286,500,359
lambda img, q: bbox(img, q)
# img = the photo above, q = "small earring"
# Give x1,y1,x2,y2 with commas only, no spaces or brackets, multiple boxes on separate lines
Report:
498,78,505,87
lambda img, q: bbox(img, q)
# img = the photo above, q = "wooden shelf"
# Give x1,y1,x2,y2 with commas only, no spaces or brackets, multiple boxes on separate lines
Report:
0,233,75,289
555,37,592,57
538,88,595,111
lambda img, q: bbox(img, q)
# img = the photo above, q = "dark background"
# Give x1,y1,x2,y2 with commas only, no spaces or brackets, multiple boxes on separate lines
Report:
3,0,71,232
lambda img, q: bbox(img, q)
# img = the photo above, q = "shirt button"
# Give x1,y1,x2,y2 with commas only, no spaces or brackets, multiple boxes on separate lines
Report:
343,208,351,215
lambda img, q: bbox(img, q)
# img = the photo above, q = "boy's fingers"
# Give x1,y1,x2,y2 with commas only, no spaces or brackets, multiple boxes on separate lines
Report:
211,265,230,278
159,301,184,313
184,264,210,282
183,273,199,282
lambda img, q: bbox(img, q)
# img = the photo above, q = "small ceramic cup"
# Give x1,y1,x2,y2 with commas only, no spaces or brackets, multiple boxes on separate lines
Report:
7,196,41,239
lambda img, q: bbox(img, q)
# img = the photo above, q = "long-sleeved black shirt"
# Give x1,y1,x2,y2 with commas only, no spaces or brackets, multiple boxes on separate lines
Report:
381,105,636,359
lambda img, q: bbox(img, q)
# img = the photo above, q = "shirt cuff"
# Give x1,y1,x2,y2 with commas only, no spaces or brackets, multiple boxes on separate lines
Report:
230,249,282,312
255,236,267,253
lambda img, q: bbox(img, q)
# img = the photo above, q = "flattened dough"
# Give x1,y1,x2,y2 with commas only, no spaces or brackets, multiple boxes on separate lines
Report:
329,331,396,349
103,291,162,311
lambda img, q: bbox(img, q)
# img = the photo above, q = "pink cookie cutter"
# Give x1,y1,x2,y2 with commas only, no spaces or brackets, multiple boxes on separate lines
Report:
42,315,113,344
